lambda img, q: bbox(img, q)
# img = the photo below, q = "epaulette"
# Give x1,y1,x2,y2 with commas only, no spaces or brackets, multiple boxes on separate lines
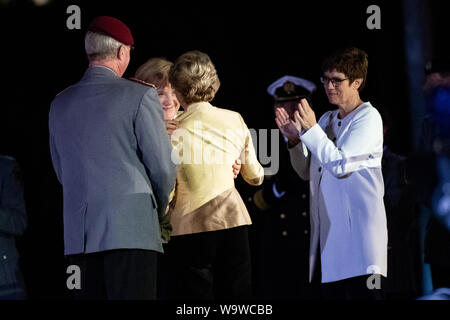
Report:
55,86,71,97
128,77,156,88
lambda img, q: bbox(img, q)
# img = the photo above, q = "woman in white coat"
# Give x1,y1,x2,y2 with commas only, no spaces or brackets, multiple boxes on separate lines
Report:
275,47,387,300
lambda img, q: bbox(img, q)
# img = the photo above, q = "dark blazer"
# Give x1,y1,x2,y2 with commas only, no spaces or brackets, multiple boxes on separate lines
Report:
49,66,176,255
0,155,27,296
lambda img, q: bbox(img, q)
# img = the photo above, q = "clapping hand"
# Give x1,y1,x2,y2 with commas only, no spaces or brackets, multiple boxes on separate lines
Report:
294,98,317,131
275,107,301,146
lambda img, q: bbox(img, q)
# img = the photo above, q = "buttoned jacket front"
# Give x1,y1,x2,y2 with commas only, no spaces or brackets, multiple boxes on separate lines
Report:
289,102,388,283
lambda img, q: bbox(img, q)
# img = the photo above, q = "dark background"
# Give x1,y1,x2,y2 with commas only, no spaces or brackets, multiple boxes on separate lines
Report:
0,0,447,299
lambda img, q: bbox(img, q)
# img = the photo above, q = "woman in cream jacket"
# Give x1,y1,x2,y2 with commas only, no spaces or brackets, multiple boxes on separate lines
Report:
167,50,264,300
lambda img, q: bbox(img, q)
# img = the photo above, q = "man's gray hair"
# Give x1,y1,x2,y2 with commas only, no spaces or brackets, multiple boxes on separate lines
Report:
85,31,123,62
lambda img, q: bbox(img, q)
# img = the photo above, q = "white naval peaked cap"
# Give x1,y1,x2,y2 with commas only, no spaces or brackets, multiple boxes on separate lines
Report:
267,75,317,98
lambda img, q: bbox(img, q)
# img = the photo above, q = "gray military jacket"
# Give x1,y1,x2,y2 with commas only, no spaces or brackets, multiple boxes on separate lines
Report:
49,66,176,255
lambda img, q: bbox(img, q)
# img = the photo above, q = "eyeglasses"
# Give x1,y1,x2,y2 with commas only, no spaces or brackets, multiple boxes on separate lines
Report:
320,76,348,87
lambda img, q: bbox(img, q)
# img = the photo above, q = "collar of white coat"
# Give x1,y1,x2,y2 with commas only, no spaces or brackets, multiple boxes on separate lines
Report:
333,101,372,123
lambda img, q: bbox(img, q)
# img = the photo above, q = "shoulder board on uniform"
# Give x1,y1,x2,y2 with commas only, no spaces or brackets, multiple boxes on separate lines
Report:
55,86,72,97
128,77,156,89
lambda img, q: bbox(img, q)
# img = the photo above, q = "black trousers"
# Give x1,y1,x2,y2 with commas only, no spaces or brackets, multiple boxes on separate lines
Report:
167,225,252,300
67,249,157,300
312,248,386,300
319,275,386,300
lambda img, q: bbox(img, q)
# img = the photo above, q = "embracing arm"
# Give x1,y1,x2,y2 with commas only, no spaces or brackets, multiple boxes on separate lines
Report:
238,115,264,186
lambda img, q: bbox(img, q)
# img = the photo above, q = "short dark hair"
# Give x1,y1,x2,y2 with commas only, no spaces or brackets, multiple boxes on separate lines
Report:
322,47,369,91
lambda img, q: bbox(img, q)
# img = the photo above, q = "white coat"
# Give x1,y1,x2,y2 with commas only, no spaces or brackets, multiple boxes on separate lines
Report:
289,102,388,283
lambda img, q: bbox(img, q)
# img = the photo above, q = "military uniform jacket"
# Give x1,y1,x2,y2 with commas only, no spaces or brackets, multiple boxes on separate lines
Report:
49,66,176,255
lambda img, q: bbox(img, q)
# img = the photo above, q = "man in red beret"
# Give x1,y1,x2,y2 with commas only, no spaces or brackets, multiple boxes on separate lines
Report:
49,16,176,299
85,16,135,77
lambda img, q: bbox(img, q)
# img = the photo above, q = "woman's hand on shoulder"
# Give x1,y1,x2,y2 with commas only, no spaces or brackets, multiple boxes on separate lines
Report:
165,119,179,136
232,159,241,179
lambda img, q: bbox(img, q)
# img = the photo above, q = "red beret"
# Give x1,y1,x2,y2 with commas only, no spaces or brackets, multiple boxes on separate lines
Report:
88,16,134,45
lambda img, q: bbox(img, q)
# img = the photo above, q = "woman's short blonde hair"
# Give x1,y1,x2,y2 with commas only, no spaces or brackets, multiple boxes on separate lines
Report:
134,57,173,88
169,51,220,104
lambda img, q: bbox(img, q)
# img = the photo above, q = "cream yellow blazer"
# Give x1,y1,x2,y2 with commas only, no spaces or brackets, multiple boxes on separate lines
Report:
170,102,264,235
